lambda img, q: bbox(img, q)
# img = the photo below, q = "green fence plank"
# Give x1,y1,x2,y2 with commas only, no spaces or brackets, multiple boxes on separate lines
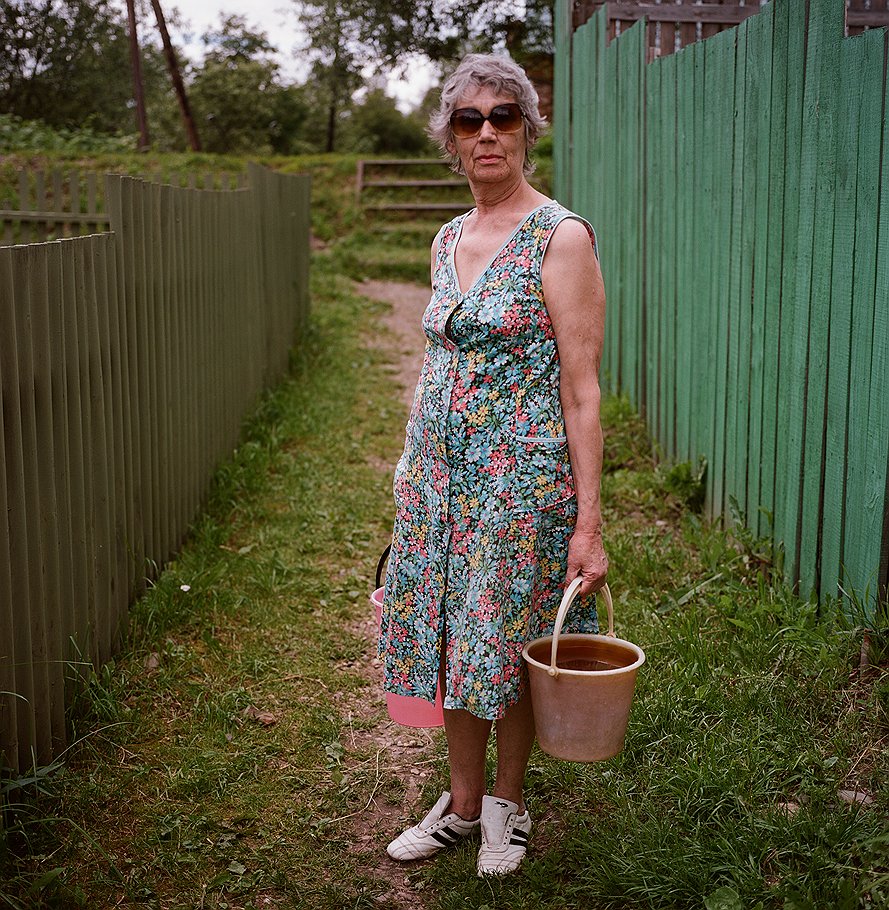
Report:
725,17,748,521
674,43,694,463
858,30,889,611
842,28,886,607
798,0,843,598
604,35,620,391
690,39,709,468
662,52,678,457
745,7,773,536
627,20,646,406
775,3,812,585
571,19,590,224
553,0,571,201
706,28,737,519
760,0,789,545
645,57,661,444
820,33,866,600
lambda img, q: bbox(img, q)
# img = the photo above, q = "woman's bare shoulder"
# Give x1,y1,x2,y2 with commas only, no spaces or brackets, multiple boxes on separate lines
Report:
549,215,595,252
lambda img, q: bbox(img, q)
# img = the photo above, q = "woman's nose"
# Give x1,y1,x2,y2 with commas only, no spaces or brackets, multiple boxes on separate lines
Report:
478,118,498,139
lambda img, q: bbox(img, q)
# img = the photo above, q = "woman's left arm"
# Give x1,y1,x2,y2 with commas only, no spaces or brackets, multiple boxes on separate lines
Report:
540,218,609,596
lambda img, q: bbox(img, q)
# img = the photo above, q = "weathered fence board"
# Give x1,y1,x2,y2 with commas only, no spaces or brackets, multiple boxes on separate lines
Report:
555,0,889,610
1,166,310,773
0,168,246,246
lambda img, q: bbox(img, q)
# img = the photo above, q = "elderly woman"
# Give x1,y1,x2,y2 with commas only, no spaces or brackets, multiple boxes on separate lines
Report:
379,53,608,876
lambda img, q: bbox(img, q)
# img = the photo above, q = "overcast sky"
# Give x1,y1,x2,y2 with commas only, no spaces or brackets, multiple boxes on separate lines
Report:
120,0,436,111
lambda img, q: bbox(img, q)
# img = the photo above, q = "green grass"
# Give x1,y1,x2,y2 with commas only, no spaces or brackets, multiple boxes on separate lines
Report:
1,157,887,910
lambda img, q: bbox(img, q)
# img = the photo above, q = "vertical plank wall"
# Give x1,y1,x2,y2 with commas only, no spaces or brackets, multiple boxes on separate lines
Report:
554,0,889,610
0,166,310,773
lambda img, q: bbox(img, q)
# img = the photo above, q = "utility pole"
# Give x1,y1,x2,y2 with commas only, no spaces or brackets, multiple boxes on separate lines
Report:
150,0,202,152
125,0,150,150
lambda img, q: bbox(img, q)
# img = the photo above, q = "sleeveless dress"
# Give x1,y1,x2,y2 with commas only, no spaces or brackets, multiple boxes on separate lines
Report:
379,200,600,721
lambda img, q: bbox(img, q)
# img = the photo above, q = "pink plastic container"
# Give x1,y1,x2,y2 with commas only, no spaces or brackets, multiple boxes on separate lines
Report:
372,587,445,727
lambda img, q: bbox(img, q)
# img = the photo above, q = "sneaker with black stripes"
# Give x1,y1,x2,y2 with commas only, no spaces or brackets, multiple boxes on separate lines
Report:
476,794,531,875
386,791,480,861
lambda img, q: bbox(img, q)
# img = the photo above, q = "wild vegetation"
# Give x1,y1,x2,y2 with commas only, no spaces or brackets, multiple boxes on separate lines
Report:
0,149,886,910
0,0,556,156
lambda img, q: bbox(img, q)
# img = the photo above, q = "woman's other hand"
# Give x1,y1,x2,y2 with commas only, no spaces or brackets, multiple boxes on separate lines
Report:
566,527,609,596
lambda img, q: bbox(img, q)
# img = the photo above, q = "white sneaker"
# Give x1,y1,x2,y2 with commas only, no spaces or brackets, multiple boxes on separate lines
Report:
477,794,531,876
386,791,480,861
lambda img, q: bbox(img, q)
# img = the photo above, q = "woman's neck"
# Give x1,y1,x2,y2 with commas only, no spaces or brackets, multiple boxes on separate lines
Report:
468,177,547,219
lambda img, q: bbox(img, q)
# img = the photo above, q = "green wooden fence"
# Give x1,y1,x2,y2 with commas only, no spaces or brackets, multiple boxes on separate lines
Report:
555,0,889,610
0,163,310,773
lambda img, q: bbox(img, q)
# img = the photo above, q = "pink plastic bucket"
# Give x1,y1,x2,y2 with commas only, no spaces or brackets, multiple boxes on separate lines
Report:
372,586,444,728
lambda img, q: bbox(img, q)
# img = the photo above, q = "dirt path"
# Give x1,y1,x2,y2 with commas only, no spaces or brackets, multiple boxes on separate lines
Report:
345,279,438,909
360,279,429,411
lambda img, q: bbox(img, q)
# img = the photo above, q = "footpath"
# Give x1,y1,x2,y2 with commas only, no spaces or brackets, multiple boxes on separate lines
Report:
5,265,884,910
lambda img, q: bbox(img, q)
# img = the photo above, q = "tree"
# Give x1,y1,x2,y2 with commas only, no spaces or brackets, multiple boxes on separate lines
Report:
292,0,364,152
292,1,557,126
187,15,292,154
0,0,150,133
343,88,432,154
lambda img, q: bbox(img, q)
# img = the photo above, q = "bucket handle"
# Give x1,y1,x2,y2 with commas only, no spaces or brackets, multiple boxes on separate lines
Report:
548,580,615,677
375,544,391,590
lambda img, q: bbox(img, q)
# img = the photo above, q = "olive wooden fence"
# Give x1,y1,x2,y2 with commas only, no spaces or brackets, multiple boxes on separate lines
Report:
554,0,889,610
0,168,247,245
0,163,310,773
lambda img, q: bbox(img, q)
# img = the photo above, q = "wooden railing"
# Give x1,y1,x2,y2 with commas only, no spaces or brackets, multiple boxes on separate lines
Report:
0,164,310,773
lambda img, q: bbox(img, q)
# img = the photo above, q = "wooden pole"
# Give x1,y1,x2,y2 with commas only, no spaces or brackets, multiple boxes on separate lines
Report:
125,0,150,151
150,0,202,152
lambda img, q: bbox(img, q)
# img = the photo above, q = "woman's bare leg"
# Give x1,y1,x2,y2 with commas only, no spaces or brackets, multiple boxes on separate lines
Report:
443,708,491,819
492,688,535,812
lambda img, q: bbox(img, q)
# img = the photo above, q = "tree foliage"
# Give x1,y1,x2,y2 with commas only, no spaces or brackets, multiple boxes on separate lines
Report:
186,15,307,155
292,0,555,69
0,0,153,133
0,0,556,155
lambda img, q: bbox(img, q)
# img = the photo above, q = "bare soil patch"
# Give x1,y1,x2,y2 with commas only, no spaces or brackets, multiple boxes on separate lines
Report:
343,279,440,908
358,279,428,412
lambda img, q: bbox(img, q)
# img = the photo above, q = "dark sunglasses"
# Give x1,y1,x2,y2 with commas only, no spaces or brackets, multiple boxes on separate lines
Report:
449,103,524,138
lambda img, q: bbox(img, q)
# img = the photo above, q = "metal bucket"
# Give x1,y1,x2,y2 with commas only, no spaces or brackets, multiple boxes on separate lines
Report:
522,580,644,762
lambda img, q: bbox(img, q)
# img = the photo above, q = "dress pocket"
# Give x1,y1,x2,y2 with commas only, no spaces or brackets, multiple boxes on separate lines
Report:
511,435,575,512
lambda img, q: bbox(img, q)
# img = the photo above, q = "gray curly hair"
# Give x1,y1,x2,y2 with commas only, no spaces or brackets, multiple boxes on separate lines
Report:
428,53,547,177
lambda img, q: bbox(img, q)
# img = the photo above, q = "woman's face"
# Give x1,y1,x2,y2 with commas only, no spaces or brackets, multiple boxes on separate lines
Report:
449,84,526,187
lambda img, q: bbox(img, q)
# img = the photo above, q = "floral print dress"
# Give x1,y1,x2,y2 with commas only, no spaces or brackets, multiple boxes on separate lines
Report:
379,200,600,721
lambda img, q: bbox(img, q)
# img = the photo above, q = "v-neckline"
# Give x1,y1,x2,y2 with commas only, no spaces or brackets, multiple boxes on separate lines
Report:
449,201,553,298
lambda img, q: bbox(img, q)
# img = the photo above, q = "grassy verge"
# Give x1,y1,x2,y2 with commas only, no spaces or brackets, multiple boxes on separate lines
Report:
1,249,408,908
2,175,887,910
